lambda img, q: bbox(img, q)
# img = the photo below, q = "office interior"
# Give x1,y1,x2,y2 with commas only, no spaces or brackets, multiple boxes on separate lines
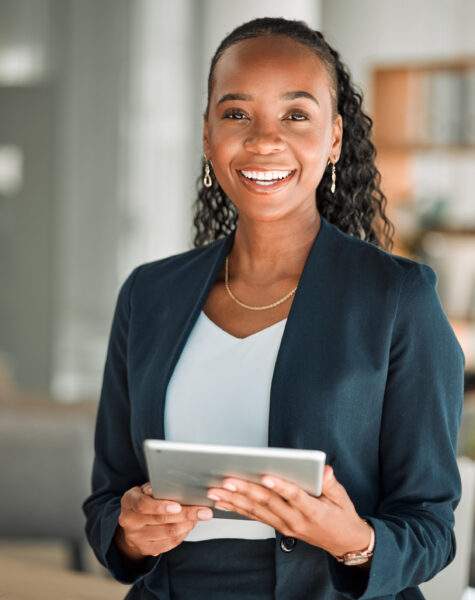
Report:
0,0,474,598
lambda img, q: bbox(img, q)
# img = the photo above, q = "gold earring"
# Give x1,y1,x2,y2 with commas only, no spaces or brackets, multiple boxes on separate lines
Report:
331,162,336,194
203,160,212,188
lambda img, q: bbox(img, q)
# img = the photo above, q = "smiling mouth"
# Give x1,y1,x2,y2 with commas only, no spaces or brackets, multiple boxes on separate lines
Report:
238,169,295,186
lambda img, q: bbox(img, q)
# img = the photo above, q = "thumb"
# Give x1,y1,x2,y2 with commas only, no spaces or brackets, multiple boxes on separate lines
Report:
321,466,347,505
141,482,154,496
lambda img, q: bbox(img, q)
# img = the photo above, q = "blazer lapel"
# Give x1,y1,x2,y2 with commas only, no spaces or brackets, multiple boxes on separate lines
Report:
150,232,235,440
268,217,343,452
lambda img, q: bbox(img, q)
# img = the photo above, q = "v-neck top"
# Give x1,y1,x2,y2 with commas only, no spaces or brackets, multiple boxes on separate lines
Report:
164,310,287,541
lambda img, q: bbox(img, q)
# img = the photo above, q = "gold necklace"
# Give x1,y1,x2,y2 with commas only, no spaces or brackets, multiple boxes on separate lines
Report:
224,256,297,311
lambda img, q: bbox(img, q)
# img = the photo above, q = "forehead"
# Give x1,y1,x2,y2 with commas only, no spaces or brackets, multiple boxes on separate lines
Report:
211,35,332,100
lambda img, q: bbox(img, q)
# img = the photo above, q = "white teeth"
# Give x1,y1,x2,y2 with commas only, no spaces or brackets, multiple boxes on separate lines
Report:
240,170,292,181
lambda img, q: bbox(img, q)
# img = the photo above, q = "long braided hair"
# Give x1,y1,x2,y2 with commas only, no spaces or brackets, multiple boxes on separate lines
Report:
193,17,394,251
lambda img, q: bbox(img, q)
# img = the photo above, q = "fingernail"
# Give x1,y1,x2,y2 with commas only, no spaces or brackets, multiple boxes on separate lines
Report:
143,484,152,493
198,509,213,520
327,467,334,480
207,493,221,501
166,504,182,513
262,477,275,489
223,483,237,492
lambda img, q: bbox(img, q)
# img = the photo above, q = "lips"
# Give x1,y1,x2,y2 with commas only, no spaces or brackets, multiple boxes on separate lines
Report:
237,169,296,192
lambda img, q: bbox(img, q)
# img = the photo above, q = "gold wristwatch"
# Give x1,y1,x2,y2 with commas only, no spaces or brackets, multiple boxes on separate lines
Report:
335,521,375,566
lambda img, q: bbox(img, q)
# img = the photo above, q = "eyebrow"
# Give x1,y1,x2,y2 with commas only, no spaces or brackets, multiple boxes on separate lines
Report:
281,91,320,106
216,91,320,107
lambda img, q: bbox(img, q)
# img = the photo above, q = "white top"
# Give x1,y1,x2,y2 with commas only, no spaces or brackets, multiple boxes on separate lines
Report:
164,310,287,541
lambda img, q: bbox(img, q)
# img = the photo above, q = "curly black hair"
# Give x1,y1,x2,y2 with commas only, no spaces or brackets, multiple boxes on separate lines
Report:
193,17,394,251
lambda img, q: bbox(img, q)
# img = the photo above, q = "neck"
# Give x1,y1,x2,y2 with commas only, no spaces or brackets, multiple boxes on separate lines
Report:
229,209,321,286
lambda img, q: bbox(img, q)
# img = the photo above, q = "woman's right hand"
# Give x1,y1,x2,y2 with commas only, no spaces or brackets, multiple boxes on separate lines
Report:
114,482,214,561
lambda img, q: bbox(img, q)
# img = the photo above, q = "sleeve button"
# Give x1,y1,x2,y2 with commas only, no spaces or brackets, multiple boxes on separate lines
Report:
280,536,297,552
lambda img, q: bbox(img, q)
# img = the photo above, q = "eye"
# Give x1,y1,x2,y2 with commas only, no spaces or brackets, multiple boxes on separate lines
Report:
223,109,248,120
285,112,310,121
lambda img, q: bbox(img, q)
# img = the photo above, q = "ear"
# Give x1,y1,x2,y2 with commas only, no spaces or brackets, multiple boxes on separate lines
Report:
203,113,210,159
330,114,343,162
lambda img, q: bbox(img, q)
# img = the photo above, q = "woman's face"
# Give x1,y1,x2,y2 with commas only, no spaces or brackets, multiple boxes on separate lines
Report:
203,35,342,223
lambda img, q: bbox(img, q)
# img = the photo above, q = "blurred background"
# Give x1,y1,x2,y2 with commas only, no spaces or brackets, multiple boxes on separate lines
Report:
0,0,474,598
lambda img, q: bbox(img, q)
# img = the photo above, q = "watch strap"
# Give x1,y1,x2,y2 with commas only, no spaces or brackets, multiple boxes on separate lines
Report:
334,520,375,566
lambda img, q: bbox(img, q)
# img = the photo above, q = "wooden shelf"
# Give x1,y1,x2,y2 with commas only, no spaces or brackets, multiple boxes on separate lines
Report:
373,60,475,150
372,57,475,210
371,57,475,72
427,227,475,236
377,143,475,153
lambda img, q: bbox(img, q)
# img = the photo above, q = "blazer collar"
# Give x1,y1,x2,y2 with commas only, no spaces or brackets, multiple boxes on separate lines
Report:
152,216,340,443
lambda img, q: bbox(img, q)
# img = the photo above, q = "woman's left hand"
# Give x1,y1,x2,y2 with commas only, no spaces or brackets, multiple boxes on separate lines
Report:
207,465,372,558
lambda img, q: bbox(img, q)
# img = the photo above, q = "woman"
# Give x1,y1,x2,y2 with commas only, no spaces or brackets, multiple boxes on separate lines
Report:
83,17,464,600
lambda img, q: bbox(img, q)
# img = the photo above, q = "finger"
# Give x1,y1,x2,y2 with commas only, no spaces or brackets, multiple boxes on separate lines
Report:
259,468,347,507
119,510,164,529
123,487,160,514
320,466,348,506
181,505,214,521
323,466,334,487
138,484,184,513
214,498,290,535
144,520,197,542
143,501,212,522
120,506,212,529
127,486,214,521
259,474,314,510
129,521,197,556
258,468,347,508
254,474,324,526
217,478,295,515
144,522,197,556
141,482,154,496
208,479,297,533
123,488,188,518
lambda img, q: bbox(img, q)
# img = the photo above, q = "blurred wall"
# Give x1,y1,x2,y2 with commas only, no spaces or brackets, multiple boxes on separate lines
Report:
0,0,58,393
0,0,131,398
52,0,132,401
0,0,321,401
321,0,475,100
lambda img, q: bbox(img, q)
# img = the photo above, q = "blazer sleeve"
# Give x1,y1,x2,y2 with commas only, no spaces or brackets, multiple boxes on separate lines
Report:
328,263,465,599
82,266,161,584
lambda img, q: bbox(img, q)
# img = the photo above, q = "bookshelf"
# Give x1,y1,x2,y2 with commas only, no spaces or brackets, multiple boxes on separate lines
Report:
373,58,475,150
372,58,475,371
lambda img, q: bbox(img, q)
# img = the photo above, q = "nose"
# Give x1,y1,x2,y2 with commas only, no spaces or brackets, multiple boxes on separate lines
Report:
243,119,285,154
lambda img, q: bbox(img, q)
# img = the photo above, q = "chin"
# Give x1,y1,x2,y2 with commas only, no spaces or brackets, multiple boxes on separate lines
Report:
237,204,297,224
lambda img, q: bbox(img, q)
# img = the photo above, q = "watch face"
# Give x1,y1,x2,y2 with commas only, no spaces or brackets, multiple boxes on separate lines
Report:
344,555,370,566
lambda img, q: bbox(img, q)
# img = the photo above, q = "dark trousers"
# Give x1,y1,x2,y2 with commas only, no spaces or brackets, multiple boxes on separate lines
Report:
166,538,276,599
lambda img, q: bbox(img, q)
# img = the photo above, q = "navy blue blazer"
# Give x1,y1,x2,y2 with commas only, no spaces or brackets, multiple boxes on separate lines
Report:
83,217,464,600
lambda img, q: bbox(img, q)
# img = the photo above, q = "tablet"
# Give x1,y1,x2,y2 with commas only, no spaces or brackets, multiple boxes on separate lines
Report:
143,439,326,520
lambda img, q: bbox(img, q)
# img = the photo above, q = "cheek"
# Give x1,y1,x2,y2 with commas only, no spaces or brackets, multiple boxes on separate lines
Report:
209,125,241,157
207,133,239,195
294,133,328,173
210,132,249,189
